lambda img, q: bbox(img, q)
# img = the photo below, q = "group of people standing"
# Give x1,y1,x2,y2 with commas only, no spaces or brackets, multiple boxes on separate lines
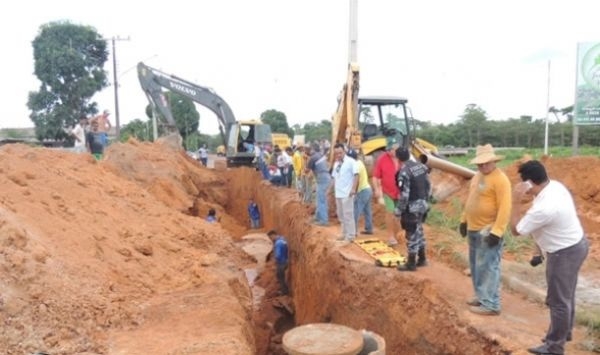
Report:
460,144,588,355
70,110,112,160
301,136,432,273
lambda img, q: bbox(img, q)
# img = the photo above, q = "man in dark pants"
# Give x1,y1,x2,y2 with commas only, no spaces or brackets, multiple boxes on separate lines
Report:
394,147,431,271
511,160,588,355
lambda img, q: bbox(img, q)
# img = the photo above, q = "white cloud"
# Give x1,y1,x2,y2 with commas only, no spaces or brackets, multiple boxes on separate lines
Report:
2,0,599,135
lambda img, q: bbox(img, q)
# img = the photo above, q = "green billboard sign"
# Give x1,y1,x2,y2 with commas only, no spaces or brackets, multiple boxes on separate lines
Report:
575,42,600,125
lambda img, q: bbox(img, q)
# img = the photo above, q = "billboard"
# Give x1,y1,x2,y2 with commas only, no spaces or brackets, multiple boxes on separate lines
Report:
575,42,600,125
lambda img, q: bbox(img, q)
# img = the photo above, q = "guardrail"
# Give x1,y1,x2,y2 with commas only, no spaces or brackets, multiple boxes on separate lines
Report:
437,148,469,156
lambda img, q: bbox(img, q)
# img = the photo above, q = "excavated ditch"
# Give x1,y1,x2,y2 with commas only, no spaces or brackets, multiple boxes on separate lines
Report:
2,142,597,354
218,167,510,355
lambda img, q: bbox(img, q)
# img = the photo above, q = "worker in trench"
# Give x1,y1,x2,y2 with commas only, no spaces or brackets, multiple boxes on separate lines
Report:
268,230,289,296
394,147,431,271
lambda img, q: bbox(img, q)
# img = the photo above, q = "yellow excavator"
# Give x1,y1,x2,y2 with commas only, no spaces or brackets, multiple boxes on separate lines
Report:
330,63,474,179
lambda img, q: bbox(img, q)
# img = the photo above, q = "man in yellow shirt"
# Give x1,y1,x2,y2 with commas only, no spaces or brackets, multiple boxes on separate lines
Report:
347,149,373,235
460,144,511,316
292,146,305,193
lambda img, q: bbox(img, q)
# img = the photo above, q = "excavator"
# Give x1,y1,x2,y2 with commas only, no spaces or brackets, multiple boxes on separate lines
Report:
137,62,272,168
330,63,475,179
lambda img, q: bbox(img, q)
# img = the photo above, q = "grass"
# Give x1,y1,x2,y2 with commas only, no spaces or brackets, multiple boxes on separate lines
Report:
445,146,600,169
576,307,600,352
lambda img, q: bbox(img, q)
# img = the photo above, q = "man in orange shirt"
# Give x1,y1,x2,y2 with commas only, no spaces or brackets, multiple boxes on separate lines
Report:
460,144,511,316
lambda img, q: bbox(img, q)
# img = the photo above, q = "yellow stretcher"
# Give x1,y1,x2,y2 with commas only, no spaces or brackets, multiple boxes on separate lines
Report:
354,238,406,267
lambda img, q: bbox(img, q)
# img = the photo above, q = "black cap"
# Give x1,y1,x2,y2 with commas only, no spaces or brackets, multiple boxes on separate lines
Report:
347,149,358,159
395,147,410,161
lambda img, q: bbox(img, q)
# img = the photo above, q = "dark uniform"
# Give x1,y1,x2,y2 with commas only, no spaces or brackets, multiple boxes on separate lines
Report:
395,148,431,271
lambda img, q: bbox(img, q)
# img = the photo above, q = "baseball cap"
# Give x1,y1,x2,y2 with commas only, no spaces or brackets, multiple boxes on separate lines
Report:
347,148,358,159
386,136,400,150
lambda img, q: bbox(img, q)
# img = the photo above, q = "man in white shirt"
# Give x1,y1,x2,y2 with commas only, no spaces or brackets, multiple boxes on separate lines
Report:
330,144,359,242
70,115,88,153
510,160,588,355
197,144,208,166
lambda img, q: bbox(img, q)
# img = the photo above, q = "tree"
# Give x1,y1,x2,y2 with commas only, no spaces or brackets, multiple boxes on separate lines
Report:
28,21,108,141
167,92,199,149
261,109,293,137
460,104,488,146
120,119,152,142
143,92,200,149
302,120,332,143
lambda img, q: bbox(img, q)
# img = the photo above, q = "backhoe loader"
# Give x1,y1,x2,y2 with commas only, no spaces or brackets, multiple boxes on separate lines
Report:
330,63,475,179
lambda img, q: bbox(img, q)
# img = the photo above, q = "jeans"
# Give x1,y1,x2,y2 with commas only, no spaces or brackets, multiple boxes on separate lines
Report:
354,187,373,233
250,218,260,229
314,174,330,223
468,229,503,312
302,176,313,203
259,161,270,180
279,168,289,187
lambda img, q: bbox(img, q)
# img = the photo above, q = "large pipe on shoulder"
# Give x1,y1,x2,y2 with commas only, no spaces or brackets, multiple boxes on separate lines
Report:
419,153,476,179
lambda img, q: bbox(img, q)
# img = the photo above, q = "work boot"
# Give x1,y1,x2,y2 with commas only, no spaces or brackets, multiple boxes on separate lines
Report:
416,247,428,267
397,253,417,271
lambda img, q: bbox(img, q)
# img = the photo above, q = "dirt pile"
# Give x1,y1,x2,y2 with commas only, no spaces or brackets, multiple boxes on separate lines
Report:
0,139,598,354
0,141,254,354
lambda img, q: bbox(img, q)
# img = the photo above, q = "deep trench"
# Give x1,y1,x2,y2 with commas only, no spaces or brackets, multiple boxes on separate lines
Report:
213,167,510,355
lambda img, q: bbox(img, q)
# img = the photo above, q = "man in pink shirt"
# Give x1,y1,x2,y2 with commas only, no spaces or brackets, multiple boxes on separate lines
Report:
372,137,402,246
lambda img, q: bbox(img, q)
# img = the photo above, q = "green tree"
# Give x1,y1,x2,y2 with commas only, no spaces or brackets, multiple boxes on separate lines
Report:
460,104,488,146
169,92,199,137
261,109,293,137
302,120,332,143
28,21,108,141
120,119,152,142
144,92,200,148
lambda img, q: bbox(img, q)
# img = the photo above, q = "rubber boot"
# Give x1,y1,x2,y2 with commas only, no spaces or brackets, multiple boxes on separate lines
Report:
397,253,417,271
416,247,428,267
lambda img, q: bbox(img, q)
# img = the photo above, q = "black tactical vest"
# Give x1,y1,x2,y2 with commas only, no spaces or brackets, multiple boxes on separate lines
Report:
404,160,429,201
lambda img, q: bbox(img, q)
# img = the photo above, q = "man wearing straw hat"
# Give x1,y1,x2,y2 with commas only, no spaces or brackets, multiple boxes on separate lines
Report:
459,144,511,316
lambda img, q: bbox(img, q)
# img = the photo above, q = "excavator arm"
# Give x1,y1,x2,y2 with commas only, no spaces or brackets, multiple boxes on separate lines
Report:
137,62,236,146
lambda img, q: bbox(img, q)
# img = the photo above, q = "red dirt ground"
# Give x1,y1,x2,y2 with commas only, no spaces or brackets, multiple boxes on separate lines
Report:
0,140,598,354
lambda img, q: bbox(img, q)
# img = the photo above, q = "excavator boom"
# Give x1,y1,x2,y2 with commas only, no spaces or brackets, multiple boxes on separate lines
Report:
137,62,272,167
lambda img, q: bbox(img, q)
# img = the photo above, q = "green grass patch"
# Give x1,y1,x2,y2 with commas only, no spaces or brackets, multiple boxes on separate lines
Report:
446,146,600,169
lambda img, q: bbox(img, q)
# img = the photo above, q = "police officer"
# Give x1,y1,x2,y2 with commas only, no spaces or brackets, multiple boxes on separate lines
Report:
394,147,431,271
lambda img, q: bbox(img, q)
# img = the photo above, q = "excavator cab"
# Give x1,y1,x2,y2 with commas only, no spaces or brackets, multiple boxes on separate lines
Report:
226,120,272,167
358,96,411,156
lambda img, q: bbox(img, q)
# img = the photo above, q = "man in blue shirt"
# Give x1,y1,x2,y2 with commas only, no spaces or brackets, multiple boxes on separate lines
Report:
268,230,289,295
248,198,261,229
206,208,217,223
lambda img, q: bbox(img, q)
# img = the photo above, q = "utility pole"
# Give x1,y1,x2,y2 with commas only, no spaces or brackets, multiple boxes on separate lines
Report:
543,60,551,155
348,0,358,63
110,36,130,140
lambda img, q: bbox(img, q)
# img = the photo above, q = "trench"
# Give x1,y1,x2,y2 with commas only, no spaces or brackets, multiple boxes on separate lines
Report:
205,167,511,355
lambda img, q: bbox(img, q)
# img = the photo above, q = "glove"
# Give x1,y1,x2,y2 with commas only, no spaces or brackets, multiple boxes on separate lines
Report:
484,234,501,247
459,222,467,238
530,255,544,267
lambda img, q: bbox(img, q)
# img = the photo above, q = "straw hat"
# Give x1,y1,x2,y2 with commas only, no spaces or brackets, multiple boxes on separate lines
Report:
469,144,504,165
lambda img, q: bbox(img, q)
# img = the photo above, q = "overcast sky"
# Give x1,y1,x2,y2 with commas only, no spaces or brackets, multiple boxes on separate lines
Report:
2,0,599,135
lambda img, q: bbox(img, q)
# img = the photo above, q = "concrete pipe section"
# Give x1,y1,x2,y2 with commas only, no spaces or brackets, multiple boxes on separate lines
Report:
283,323,385,355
